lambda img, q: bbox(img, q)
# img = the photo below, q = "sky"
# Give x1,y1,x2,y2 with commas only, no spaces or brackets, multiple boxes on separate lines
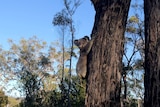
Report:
0,0,95,49
0,0,143,48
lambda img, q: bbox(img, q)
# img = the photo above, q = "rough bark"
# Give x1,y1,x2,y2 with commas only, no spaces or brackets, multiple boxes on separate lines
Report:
144,0,160,107
85,0,131,107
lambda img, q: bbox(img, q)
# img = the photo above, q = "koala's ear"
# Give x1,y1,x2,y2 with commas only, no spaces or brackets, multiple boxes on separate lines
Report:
84,36,90,40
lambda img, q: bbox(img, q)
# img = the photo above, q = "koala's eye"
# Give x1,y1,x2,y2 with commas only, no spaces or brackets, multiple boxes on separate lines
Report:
74,40,78,42
82,38,88,42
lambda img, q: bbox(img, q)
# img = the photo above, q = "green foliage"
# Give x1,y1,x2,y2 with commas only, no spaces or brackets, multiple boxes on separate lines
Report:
126,15,139,33
58,76,85,107
128,16,139,23
123,98,142,107
0,90,8,107
17,76,85,107
53,9,71,26
20,70,43,107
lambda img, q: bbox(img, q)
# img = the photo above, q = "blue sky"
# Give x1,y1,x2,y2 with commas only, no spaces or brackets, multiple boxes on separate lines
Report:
0,0,95,48
0,0,143,49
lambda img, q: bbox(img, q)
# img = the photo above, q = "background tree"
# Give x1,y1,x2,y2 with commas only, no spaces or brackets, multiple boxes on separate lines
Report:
121,2,145,106
122,14,144,107
86,0,131,107
53,0,81,106
0,36,59,107
53,8,71,106
53,8,71,83
144,0,160,107
62,1,81,106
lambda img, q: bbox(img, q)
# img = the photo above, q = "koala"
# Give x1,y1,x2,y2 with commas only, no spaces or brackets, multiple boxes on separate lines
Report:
74,36,94,78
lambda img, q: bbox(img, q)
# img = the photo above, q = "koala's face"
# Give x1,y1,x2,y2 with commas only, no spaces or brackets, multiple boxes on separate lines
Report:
74,36,89,49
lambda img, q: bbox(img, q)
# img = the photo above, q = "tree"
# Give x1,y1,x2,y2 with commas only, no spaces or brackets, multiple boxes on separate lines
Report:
53,0,81,106
62,1,81,106
53,8,71,83
0,36,60,107
53,8,71,106
144,0,160,107
122,11,145,106
86,0,131,107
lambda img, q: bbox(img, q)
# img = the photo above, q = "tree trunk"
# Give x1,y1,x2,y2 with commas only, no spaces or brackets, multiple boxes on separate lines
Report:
85,0,131,107
144,0,160,107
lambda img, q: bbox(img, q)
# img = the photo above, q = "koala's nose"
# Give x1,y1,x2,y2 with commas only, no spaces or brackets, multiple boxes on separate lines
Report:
74,40,79,45
74,40,78,44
